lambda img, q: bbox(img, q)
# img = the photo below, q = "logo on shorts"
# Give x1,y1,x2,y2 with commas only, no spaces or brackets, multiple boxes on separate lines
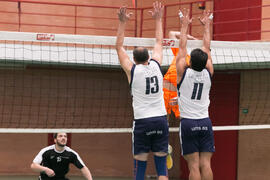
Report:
146,130,163,136
191,126,208,131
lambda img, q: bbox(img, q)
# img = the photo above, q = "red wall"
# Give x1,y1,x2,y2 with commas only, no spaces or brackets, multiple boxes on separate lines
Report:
210,72,240,180
214,0,262,41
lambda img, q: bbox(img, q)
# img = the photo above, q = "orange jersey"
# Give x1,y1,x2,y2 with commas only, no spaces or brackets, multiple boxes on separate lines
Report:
163,48,190,118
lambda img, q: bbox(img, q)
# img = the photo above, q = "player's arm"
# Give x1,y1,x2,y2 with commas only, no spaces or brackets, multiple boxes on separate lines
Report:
169,31,198,40
200,10,214,76
70,150,93,180
31,149,55,177
163,79,177,92
150,1,164,65
175,9,192,84
80,166,93,180
116,7,134,83
30,162,55,177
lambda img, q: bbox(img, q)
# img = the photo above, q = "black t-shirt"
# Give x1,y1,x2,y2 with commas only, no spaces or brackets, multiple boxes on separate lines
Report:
33,145,85,180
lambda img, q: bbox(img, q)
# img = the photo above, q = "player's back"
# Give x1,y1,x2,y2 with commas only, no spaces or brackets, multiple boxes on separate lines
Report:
131,59,167,119
177,68,211,119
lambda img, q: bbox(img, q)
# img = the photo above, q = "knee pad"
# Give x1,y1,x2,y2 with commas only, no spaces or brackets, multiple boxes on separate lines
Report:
154,155,168,177
134,159,147,180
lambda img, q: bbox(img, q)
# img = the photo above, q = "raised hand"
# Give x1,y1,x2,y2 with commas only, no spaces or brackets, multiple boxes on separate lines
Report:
118,7,133,23
199,10,213,25
179,8,192,26
149,1,164,20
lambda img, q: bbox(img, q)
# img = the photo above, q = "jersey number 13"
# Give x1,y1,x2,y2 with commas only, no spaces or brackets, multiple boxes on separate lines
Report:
145,76,159,94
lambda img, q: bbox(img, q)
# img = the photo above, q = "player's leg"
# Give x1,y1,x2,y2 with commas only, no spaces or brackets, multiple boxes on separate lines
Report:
166,115,173,170
184,152,201,180
153,152,168,180
152,116,169,180
166,144,173,170
134,153,149,180
199,152,213,180
198,118,215,180
180,118,201,180
132,120,151,180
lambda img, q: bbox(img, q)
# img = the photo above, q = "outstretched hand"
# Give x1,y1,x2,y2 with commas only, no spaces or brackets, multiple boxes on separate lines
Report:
199,10,213,25
179,8,192,26
118,7,132,23
149,1,164,19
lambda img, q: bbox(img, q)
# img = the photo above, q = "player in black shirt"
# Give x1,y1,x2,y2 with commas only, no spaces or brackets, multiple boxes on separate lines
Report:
31,133,93,180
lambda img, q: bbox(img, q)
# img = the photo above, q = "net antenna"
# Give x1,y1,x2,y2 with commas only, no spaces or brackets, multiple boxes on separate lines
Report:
0,31,269,133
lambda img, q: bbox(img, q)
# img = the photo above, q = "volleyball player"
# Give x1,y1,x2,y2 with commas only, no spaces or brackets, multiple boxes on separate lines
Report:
163,31,197,170
163,32,197,119
116,2,168,180
31,133,93,180
176,9,214,180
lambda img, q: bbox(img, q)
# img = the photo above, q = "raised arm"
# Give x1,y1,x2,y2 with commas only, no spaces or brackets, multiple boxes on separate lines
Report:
150,1,164,64
175,9,192,84
199,10,214,76
169,31,198,40
116,7,134,82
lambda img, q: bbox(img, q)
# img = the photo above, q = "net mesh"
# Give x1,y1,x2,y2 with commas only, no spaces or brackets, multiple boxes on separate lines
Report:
0,31,269,132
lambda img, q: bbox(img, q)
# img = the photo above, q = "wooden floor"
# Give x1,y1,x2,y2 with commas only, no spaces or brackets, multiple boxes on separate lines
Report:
0,176,133,180
0,176,178,180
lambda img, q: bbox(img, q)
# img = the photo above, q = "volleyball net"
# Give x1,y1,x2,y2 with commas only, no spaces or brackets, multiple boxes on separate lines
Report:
0,31,269,133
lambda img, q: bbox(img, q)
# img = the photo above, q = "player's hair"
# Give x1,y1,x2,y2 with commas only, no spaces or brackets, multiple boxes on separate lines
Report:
53,133,67,139
190,48,208,71
53,133,58,139
133,47,149,64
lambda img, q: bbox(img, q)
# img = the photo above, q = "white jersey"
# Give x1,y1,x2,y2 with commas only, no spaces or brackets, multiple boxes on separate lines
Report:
177,68,211,119
130,59,167,119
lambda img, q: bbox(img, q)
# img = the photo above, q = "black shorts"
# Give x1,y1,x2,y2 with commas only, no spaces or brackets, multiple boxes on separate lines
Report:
132,115,169,155
180,117,215,155
39,176,69,180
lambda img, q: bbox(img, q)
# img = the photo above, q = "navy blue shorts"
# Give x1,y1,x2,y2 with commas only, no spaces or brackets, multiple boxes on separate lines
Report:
180,118,215,155
132,116,169,155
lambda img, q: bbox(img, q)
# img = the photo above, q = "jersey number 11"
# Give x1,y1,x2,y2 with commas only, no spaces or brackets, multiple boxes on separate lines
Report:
191,83,204,100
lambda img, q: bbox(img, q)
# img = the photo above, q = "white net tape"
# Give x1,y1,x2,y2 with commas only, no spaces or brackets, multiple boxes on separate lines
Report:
0,31,269,69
